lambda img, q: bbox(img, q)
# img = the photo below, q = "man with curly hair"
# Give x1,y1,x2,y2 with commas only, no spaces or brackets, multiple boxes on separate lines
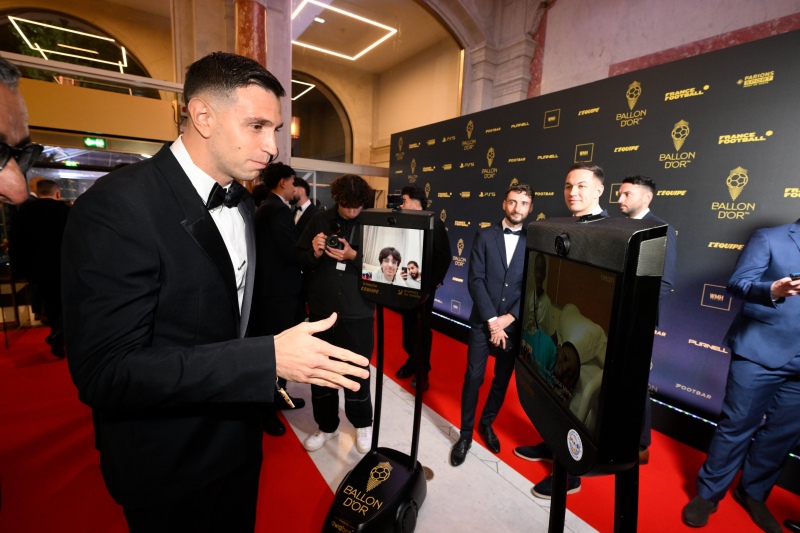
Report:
295,174,376,454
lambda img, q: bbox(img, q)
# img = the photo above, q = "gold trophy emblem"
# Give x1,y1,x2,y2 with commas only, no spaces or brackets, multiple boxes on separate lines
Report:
626,81,642,110
367,461,392,492
440,209,447,224
398,136,403,152
457,238,465,256
424,183,431,198
726,167,749,200
671,120,690,151
466,120,474,139
410,159,417,175
487,147,495,168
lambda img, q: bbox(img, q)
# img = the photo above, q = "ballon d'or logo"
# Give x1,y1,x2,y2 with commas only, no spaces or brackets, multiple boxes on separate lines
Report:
410,159,416,175
367,461,392,492
466,120,474,140
671,120,690,151
457,238,465,256
487,147,495,168
726,167,749,200
440,209,447,223
626,81,642,110
398,136,403,152
424,183,431,198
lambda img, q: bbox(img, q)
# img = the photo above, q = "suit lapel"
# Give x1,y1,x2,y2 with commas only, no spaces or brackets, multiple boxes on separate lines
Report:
238,196,256,337
153,146,240,323
493,224,508,271
789,220,800,254
510,227,527,267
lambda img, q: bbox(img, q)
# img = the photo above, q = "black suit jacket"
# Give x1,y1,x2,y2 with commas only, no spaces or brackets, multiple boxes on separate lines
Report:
642,211,677,326
9,197,70,282
467,222,527,329
253,192,302,301
62,144,276,509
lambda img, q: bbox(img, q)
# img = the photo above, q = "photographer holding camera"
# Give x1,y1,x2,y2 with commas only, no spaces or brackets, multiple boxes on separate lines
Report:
295,174,376,454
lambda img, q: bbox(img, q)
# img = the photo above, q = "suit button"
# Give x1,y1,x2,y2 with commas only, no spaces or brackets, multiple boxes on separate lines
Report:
504,283,508,287
502,298,506,301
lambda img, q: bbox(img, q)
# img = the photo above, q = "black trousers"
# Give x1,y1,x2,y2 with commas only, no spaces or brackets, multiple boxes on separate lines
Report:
250,296,299,391
309,314,374,433
399,293,435,372
459,325,517,439
122,455,261,533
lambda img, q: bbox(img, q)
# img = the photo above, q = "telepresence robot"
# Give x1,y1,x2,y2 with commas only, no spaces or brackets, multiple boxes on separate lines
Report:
322,209,434,533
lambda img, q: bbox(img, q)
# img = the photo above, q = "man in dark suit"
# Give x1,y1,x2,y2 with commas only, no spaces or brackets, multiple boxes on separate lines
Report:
8,179,69,357
61,52,369,533
450,183,533,467
515,162,609,498
682,220,800,532
617,175,677,463
394,185,452,391
250,162,305,437
292,176,318,235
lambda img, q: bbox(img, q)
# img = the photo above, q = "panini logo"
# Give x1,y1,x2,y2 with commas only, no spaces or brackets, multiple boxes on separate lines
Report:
422,166,435,172
437,192,452,198
614,145,639,152
454,221,471,227
688,339,728,354
510,122,530,128
508,157,526,163
460,191,471,198
657,190,686,196
664,86,707,101
718,132,769,144
486,127,501,133
739,71,774,87
675,383,712,399
443,164,453,170
537,154,558,159
785,188,800,198
426,138,436,146
708,242,745,250
578,107,600,116
408,142,420,149
535,191,554,196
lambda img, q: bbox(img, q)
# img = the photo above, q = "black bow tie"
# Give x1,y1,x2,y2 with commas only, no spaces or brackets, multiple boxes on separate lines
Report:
292,205,302,214
206,182,247,210
504,228,522,235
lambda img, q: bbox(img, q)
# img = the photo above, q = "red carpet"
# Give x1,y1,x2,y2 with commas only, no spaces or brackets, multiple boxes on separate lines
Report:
1,319,797,532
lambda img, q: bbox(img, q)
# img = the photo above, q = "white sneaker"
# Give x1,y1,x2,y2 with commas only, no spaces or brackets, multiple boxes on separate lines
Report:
304,428,339,452
355,426,373,454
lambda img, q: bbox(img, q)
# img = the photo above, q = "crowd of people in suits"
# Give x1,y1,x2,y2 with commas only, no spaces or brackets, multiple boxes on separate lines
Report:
0,51,798,532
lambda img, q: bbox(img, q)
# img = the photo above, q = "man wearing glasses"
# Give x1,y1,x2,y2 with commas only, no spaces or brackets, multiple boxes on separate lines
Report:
0,57,43,205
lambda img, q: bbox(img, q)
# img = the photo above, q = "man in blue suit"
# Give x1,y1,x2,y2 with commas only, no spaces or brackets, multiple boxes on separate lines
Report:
617,175,677,463
682,220,800,532
450,183,533,466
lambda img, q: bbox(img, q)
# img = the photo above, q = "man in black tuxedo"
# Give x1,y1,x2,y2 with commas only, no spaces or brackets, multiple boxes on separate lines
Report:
8,179,69,357
291,176,319,326
618,175,677,464
450,183,533,467
250,162,305,436
61,52,369,533
394,185,451,391
515,162,609,498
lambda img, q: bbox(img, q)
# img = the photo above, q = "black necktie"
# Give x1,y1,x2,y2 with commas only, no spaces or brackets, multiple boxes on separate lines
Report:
504,228,521,235
206,181,247,210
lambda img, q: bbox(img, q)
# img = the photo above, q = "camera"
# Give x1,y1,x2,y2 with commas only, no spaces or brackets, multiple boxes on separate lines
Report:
387,193,403,209
555,233,570,257
326,219,344,250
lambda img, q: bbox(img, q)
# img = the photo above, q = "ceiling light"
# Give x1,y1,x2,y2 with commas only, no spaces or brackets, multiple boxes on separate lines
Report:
291,79,316,101
290,0,397,61
314,17,325,23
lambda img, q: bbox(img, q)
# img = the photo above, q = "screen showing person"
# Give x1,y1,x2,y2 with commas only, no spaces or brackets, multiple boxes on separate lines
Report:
518,252,612,435
361,225,424,287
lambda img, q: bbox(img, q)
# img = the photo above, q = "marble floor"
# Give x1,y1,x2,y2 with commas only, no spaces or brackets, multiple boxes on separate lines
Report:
282,370,598,533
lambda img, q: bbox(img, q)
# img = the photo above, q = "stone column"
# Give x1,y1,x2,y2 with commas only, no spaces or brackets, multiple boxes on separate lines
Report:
234,0,268,67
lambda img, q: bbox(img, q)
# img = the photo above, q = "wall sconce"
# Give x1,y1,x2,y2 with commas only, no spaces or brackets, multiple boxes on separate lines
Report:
291,116,300,139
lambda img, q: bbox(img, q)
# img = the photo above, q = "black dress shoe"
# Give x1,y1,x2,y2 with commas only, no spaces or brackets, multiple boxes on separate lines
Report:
396,363,415,379
449,437,471,466
479,424,500,454
784,519,800,533
733,484,782,533
275,395,306,410
262,409,286,437
682,495,718,527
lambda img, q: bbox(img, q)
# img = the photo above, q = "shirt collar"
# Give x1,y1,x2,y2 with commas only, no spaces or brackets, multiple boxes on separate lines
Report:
170,136,225,207
631,208,650,220
501,219,522,233
298,198,311,211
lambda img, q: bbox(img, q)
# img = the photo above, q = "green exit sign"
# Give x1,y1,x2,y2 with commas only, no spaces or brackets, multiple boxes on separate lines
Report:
83,137,107,149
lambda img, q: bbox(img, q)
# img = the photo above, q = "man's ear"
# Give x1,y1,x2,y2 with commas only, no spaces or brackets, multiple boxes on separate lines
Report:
187,98,213,138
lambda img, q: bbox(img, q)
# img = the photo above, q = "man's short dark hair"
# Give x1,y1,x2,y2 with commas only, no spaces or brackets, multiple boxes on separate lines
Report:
251,182,268,206
0,57,20,90
36,179,59,197
622,175,657,195
401,185,427,208
379,247,401,265
407,260,419,268
294,176,310,197
568,163,605,184
331,174,372,209
183,52,285,103
505,183,534,200
262,162,295,190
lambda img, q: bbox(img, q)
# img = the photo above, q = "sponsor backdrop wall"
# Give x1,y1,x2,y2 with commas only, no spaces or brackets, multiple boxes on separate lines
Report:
389,31,800,420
